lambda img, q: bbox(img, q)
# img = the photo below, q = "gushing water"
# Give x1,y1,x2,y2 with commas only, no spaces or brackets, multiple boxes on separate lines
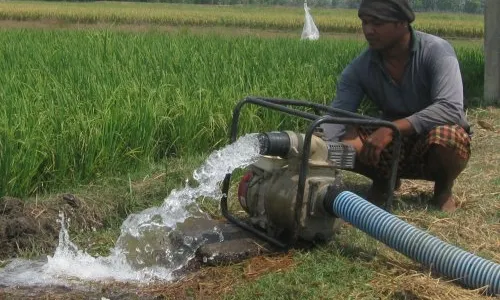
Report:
0,134,261,286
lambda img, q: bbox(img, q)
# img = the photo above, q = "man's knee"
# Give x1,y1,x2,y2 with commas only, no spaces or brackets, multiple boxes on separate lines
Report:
426,144,469,180
425,125,471,161
422,125,470,179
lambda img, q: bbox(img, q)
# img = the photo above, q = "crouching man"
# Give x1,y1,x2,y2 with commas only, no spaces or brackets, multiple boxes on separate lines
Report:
321,0,471,212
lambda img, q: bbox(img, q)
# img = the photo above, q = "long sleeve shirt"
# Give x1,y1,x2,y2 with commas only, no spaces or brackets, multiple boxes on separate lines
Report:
321,29,470,141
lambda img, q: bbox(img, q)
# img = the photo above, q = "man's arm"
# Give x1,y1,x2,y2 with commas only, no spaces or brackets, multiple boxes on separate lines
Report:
362,46,464,165
360,118,415,166
393,118,415,136
322,63,365,141
405,43,465,134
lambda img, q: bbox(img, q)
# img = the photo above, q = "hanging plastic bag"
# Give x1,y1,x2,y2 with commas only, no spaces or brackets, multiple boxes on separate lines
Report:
301,1,320,40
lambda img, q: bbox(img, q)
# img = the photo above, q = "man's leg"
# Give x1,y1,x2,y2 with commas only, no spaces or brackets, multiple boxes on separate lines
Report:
341,127,401,206
348,150,467,211
341,124,471,211
425,145,469,212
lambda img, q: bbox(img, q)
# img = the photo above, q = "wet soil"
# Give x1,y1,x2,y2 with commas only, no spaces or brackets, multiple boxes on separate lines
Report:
0,194,291,299
0,195,76,259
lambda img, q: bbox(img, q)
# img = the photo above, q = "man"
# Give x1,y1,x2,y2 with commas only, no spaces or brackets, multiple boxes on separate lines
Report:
322,0,471,212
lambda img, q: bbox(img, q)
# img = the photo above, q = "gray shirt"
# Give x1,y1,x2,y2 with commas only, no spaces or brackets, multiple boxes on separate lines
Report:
322,29,470,141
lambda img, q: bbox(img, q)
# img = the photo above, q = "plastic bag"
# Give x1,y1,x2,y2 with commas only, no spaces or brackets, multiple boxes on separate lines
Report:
301,1,320,40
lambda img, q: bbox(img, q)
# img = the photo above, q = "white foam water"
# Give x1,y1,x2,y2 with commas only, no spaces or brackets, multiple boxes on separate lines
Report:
0,134,261,287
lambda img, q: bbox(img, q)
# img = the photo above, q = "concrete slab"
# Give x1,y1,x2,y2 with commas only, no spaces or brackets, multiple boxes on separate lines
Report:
172,217,283,266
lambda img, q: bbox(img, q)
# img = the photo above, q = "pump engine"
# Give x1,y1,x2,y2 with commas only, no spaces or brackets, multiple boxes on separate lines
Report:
237,131,356,243
220,96,401,248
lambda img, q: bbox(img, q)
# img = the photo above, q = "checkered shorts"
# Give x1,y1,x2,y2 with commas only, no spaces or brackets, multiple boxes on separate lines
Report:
357,125,471,180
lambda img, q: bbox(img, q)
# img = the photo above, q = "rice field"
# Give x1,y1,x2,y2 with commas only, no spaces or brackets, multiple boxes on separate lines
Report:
0,1,484,38
0,27,484,198
0,1,486,197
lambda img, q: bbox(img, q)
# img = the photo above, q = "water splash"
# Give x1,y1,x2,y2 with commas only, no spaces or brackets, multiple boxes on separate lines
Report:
0,134,261,286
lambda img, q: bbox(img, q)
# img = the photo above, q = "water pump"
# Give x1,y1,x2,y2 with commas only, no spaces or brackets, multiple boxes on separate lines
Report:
237,131,354,243
220,96,402,248
218,96,500,296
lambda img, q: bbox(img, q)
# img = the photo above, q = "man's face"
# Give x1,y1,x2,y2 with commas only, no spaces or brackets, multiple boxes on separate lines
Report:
360,15,406,50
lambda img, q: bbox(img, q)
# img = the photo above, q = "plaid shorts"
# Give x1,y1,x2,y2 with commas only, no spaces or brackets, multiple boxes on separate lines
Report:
357,125,471,180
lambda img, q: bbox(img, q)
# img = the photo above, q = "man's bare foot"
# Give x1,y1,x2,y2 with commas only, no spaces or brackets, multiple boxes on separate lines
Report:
431,194,457,213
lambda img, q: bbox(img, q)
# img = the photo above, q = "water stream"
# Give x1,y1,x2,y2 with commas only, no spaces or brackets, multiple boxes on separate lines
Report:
0,134,261,287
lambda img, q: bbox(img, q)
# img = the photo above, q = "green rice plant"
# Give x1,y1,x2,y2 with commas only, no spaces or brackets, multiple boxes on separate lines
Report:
0,29,483,198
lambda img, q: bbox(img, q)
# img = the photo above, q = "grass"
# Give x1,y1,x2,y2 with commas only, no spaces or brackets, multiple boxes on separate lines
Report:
224,248,375,299
5,105,496,300
0,2,484,38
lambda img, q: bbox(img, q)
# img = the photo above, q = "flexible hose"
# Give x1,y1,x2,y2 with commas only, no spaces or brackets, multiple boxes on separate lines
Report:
329,191,500,296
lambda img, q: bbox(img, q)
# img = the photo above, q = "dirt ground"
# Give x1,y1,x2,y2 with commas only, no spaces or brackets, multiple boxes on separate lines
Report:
0,19,316,38
0,195,294,300
0,194,95,259
0,19,483,46
0,253,296,299
0,187,295,299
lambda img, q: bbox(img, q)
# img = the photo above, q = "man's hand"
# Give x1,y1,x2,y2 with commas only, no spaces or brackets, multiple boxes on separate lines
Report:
359,127,394,166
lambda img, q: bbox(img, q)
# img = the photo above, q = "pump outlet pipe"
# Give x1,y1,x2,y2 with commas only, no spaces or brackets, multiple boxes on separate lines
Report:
324,191,500,296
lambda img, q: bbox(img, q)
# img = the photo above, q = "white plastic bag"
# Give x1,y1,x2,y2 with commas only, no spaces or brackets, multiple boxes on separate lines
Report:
301,1,320,40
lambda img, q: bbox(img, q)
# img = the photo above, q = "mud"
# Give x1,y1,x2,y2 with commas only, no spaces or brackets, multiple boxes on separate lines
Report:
0,194,105,260
0,196,55,259
0,194,290,299
0,284,163,300
0,194,201,299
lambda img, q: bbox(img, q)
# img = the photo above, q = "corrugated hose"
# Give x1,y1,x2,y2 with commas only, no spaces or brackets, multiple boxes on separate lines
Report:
327,191,500,296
